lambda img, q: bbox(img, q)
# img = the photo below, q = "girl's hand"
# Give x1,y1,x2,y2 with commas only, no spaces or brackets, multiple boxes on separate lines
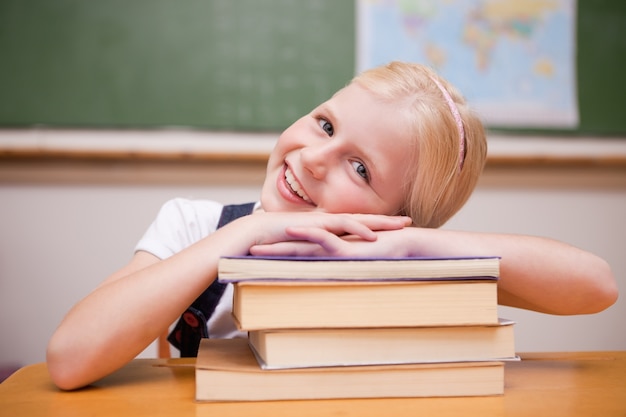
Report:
249,221,414,258
241,211,410,255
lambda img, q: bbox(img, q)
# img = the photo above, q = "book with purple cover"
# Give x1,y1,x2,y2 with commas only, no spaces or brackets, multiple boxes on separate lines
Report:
217,255,500,283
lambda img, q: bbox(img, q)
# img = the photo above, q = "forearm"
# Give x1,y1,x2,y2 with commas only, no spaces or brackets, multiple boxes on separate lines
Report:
47,253,212,389
402,228,618,315
46,222,255,390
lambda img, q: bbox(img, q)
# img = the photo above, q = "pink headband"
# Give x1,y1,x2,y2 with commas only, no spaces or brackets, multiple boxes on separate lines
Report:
429,76,466,171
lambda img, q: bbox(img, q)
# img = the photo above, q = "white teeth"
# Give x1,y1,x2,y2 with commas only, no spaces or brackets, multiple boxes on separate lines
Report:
284,167,312,203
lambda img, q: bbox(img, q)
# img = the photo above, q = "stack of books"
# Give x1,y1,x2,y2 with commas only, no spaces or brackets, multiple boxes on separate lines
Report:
195,256,517,402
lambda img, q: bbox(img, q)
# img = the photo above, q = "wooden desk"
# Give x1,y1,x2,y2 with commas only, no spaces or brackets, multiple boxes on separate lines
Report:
1,352,624,416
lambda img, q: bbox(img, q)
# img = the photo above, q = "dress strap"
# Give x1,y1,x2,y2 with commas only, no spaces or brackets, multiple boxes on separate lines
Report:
167,202,256,357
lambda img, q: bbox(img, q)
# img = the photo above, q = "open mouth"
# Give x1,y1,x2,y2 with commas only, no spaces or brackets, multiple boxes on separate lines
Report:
284,166,312,203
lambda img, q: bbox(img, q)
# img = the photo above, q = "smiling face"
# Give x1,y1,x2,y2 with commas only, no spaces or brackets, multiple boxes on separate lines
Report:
260,83,414,216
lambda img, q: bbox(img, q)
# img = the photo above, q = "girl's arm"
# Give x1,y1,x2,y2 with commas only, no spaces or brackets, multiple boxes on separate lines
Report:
402,228,618,315
46,224,245,391
251,226,618,315
46,212,410,390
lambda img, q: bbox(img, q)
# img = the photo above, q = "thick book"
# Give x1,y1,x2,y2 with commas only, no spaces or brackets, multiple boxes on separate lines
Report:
232,279,498,330
218,255,500,282
195,338,505,401
248,319,517,370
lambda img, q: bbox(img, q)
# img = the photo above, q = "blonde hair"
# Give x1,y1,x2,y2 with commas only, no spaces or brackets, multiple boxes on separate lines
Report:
352,61,487,228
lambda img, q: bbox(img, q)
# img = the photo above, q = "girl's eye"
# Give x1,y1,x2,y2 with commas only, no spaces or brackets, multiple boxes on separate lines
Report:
351,161,370,182
318,119,334,137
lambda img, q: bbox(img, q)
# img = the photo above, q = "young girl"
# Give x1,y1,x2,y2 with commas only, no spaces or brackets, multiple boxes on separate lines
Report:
47,62,617,390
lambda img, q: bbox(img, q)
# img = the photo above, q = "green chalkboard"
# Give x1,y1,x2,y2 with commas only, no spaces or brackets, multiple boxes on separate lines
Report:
0,0,355,131
575,0,626,135
0,0,624,134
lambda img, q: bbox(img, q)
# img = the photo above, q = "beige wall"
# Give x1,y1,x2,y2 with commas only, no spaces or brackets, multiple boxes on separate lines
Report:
1,154,625,367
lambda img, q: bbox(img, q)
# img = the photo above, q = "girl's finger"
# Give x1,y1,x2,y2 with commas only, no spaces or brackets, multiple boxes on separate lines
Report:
325,218,378,241
250,241,330,257
352,214,412,230
285,226,348,252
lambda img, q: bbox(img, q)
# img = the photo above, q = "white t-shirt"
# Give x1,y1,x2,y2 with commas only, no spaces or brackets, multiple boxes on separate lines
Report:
135,198,252,340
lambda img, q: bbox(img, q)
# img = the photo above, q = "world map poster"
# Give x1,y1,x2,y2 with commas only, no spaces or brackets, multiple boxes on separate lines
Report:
357,0,579,128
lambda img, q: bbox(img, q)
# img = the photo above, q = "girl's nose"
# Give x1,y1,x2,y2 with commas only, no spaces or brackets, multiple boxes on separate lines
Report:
300,143,333,179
